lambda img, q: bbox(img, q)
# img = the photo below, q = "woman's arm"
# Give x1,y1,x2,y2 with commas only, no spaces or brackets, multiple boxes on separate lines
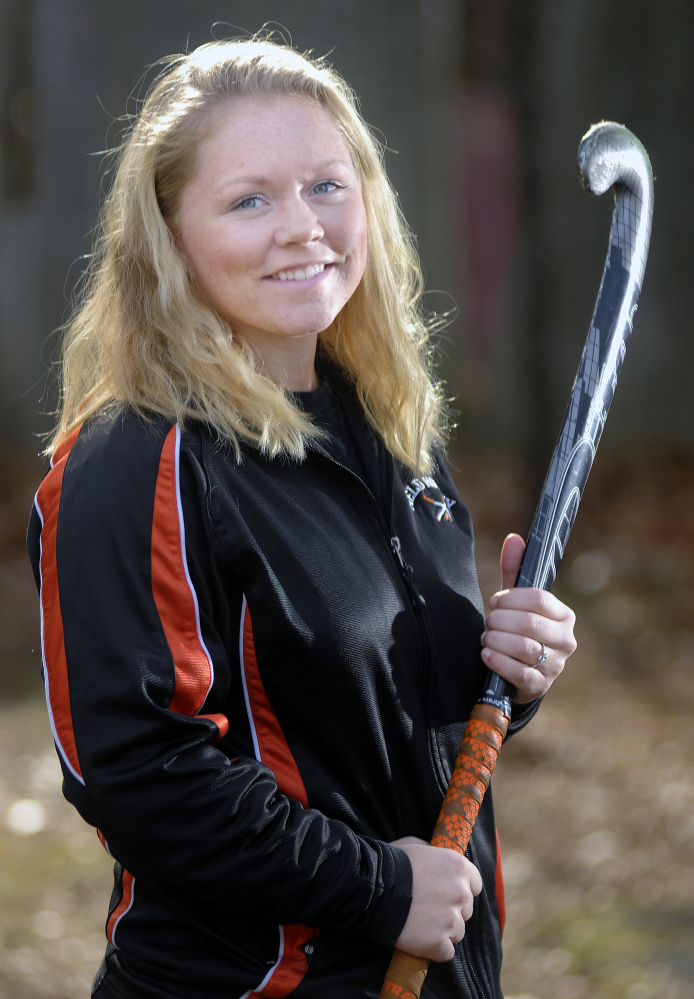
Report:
29,415,412,948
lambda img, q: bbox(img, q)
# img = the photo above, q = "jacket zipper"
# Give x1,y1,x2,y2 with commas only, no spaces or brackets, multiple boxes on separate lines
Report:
463,938,487,999
318,442,453,795
391,481,490,997
316,447,490,996
463,837,488,999
390,535,426,609
395,512,490,997
313,442,428,616
315,444,435,697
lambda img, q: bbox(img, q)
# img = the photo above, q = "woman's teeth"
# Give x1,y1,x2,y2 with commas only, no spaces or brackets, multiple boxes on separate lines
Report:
273,264,326,281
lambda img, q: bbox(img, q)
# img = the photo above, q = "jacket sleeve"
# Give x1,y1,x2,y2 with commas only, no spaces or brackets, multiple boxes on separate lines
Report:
29,415,412,948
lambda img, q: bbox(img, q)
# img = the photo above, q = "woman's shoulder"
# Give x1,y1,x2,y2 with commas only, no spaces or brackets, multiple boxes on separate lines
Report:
37,409,165,503
45,409,184,499
36,410,220,536
68,408,248,491
78,407,175,454
62,408,224,466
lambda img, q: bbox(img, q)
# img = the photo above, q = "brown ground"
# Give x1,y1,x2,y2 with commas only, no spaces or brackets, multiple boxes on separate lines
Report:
1,448,693,999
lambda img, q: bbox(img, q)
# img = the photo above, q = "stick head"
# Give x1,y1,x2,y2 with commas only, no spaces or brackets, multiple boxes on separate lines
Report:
578,121,652,198
577,121,654,292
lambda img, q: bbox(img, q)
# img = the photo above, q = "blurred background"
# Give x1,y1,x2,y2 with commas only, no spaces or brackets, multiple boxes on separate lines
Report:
0,1,692,997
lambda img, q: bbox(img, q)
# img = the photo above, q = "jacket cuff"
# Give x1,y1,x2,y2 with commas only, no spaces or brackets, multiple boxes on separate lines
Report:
359,842,413,949
507,695,543,738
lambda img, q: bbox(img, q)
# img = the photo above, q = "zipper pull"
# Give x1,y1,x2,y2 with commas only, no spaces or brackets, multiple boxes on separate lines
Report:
391,536,426,608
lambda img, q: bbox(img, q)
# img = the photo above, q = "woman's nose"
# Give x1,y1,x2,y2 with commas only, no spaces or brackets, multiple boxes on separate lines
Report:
274,196,324,245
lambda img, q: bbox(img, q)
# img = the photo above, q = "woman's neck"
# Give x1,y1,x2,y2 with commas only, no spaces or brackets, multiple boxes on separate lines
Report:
243,330,320,391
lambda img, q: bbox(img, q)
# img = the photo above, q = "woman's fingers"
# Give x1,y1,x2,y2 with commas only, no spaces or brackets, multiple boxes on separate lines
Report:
499,533,525,590
481,644,560,701
482,629,559,671
393,842,482,963
481,586,577,702
488,583,573,621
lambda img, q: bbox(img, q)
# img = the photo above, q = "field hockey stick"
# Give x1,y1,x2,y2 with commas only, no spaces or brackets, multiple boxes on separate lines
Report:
380,121,654,999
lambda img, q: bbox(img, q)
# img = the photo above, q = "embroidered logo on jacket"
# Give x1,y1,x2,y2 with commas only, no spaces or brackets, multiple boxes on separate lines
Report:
405,476,456,522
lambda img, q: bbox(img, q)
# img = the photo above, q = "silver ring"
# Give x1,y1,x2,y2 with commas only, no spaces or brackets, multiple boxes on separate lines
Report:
532,643,549,668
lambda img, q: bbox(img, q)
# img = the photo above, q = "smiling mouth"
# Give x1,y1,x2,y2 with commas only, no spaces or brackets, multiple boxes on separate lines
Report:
270,263,327,282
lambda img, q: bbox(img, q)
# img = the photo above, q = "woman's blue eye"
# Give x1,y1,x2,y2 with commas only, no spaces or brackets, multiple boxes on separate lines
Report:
234,195,264,210
313,180,343,195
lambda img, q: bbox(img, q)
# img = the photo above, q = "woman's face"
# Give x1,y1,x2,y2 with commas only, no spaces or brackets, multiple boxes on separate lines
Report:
174,93,368,386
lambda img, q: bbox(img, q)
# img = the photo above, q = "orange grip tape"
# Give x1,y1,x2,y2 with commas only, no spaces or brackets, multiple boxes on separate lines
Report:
380,950,428,998
379,702,509,999
431,703,509,854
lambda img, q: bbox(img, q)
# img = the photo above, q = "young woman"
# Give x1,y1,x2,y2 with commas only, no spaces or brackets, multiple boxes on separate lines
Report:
27,36,576,999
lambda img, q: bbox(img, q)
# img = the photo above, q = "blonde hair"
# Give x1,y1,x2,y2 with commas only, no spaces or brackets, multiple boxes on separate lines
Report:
51,34,446,472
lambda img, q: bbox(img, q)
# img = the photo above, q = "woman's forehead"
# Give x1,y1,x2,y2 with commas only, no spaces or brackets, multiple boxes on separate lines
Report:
203,91,337,139
191,94,357,183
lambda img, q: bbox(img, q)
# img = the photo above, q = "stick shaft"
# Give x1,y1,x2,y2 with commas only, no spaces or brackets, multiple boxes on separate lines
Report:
382,704,509,997
379,122,653,999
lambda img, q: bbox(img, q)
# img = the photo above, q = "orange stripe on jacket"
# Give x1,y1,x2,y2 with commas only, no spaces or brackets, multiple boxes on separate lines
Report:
151,426,227,737
107,868,135,947
251,923,320,999
241,602,309,806
241,601,319,996
36,428,83,783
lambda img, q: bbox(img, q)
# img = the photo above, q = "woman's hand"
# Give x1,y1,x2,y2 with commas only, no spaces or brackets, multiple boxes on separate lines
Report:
480,533,577,704
391,837,482,962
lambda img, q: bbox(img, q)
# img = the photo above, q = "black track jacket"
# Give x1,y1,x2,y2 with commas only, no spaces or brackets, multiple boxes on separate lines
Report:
27,381,536,998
